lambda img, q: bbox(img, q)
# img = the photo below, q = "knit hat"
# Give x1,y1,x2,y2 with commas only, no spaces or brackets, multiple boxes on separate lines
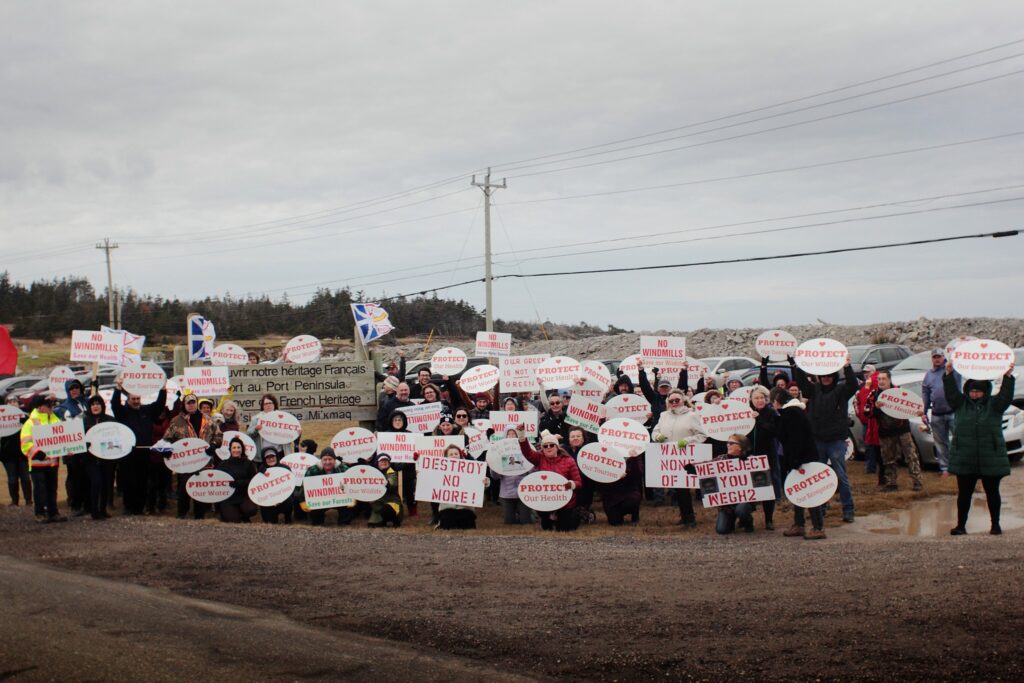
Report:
383,375,400,390
539,430,561,446
319,447,337,459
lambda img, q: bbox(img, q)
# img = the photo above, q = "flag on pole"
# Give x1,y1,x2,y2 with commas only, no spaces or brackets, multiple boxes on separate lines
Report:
188,315,216,360
0,325,17,376
101,325,146,366
351,303,394,344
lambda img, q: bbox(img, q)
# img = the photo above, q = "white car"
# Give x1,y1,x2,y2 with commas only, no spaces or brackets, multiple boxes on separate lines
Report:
699,356,759,378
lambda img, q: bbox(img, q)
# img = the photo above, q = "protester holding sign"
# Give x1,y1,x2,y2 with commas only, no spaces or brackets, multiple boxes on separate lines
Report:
490,429,533,525
945,361,1015,536
538,394,570,441
165,393,223,520
435,445,485,530
772,387,826,539
54,377,91,514
82,395,115,520
748,385,780,530
1,396,31,506
112,380,167,516
565,427,596,523
247,394,295,463
367,453,404,528
855,369,884,484
652,390,705,528
20,395,65,523
636,358,686,431
216,438,259,523
420,383,452,416
870,371,923,492
302,448,354,526
517,428,583,531
256,448,293,524
791,355,858,523
383,410,418,518
376,382,413,431
217,400,243,433
600,454,644,526
713,435,757,535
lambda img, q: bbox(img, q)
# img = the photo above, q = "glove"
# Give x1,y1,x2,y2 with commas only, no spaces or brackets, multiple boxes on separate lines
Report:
32,451,47,461
676,439,689,449
299,502,310,513
655,434,668,443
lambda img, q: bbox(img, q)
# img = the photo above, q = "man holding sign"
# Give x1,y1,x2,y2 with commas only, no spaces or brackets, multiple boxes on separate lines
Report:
19,395,66,523
869,371,923,492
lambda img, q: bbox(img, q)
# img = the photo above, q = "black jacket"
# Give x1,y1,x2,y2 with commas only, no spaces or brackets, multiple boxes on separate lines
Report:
792,364,858,442
538,409,569,440
112,388,166,448
775,400,820,472
218,456,258,505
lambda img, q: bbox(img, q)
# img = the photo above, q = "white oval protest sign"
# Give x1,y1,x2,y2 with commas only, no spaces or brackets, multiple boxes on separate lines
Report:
330,426,377,464
603,394,651,422
342,464,388,502
212,343,250,366
486,438,534,476
794,338,848,375
518,470,572,512
784,461,838,508
536,356,581,390
597,417,650,455
756,329,798,362
579,360,612,390
166,437,211,473
247,466,295,506
48,366,77,399
458,364,500,393
949,339,1014,381
121,361,167,397
431,347,467,375
0,405,25,437
945,335,977,359
471,418,492,433
187,468,235,504
876,388,925,420
216,431,257,460
726,385,755,406
283,335,322,364
256,411,302,445
464,426,488,458
85,421,136,460
618,354,655,385
696,400,756,441
281,452,320,484
577,443,627,483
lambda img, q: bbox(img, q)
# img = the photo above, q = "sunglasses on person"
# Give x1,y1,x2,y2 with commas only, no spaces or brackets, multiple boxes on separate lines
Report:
549,401,562,406
667,398,682,404
541,443,557,449
455,413,469,419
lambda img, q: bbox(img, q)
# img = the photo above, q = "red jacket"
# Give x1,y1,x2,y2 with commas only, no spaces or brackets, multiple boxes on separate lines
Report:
855,372,880,446
519,440,583,508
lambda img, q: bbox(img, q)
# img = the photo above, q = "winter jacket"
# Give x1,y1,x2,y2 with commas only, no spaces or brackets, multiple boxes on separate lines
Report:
638,370,686,428
652,407,707,445
490,469,528,499
19,408,61,470
945,373,1014,477
871,388,911,438
599,456,643,509
855,373,880,446
376,396,413,431
775,399,820,472
793,364,858,442
369,467,404,523
217,456,258,505
1,411,28,464
166,411,222,449
519,440,583,508
53,379,88,420
82,401,113,465
538,409,569,441
922,364,961,416
750,405,780,462
112,388,166,447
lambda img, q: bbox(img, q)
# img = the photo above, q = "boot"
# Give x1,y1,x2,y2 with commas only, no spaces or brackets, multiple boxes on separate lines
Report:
783,524,805,537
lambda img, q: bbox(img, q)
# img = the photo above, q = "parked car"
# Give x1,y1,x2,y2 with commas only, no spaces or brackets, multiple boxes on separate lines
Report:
845,343,912,378
0,375,44,402
848,379,1024,467
739,364,793,387
699,356,758,378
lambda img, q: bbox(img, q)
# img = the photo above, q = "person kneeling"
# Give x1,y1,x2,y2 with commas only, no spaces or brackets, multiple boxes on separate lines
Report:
715,434,756,535
368,453,404,528
305,448,355,526
434,445,487,530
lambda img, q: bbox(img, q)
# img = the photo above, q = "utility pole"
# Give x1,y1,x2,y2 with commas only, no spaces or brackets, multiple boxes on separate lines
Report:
96,238,119,328
471,167,506,332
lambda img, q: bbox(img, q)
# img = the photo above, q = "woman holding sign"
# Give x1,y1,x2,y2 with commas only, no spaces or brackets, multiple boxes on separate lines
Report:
517,428,583,532
83,395,115,520
20,395,65,523
771,387,825,539
247,394,294,463
384,410,418,518
217,438,259,523
653,390,705,528
945,362,1015,536
714,434,757,535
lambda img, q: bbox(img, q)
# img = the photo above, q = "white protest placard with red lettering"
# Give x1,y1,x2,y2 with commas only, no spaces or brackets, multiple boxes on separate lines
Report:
640,336,687,379
415,455,488,507
756,329,798,362
247,466,295,506
644,442,711,489
187,469,235,504
517,471,572,511
471,418,492,433
397,403,444,434
255,411,302,445
536,356,581,390
303,472,354,509
876,388,925,420
577,443,626,483
33,418,86,458
431,347,467,375
618,354,655,386
579,360,612,390
183,366,231,397
216,431,257,460
693,455,775,507
489,411,539,439
603,393,651,423
794,338,848,375
166,437,211,473
375,431,417,464
85,422,135,460
499,354,550,392
597,417,650,455
696,401,756,441
341,465,388,502
784,461,838,508
949,339,1014,380
330,426,377,464
121,361,167,397
725,386,755,406
0,405,25,438
283,335,322,364
944,335,977,359
281,452,319,485
414,434,464,460
464,426,487,458
70,329,123,365
48,366,76,399
458,364,499,393
686,358,710,388
486,438,534,476
212,343,250,366
475,331,512,358
564,393,604,434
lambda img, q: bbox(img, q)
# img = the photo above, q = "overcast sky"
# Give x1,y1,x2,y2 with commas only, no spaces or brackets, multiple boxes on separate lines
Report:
3,1,1023,333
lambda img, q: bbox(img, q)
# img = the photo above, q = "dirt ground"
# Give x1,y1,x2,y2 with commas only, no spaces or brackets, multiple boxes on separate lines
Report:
1,469,1022,682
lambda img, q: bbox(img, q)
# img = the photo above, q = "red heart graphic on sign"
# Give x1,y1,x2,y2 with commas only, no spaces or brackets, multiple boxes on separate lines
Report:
601,447,608,453
818,341,827,347
540,474,548,480
799,468,806,475
206,471,214,478
721,402,730,410
554,359,562,365
901,391,907,397
980,342,989,349
622,397,629,403
773,332,780,337
348,430,355,436
696,405,703,411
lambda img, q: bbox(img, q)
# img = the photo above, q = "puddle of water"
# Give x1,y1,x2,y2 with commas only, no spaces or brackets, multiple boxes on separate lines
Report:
867,487,1024,537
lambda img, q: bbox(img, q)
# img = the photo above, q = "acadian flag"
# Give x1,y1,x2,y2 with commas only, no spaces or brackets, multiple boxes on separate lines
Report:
101,325,146,367
187,315,216,361
351,303,394,345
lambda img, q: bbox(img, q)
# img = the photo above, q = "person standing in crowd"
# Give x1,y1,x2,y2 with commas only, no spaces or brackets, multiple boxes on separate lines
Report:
165,392,222,519
748,385,780,530
20,395,65,523
111,377,166,516
217,437,259,523
376,382,412,431
791,354,858,523
82,395,115,520
946,362,1015,536
855,367,884,484
871,370,923,492
517,428,583,531
382,411,417,517
714,434,757,535
467,393,493,422
303,448,353,526
375,350,406,383
636,358,688,432
409,368,434,401
921,348,961,477
600,451,644,526
652,389,705,528
217,400,242,434
368,453,404,528
538,393,570,441
772,387,826,540
247,393,294,463
1,395,31,506
54,378,90,515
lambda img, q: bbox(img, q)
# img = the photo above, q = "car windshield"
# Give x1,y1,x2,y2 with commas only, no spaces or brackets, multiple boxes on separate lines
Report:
846,347,870,364
892,352,933,372
900,381,923,394
700,357,722,365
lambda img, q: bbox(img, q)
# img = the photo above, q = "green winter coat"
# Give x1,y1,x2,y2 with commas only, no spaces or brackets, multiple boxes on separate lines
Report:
944,373,1014,477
